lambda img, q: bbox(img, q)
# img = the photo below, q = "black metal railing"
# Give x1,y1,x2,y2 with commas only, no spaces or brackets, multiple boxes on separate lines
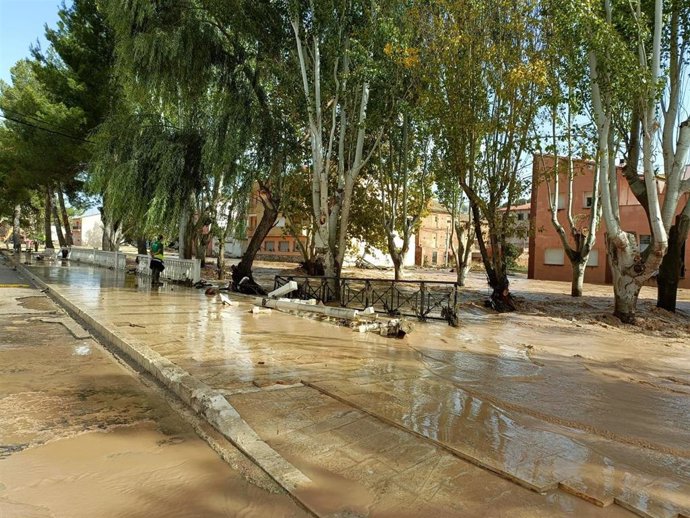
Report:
273,275,459,326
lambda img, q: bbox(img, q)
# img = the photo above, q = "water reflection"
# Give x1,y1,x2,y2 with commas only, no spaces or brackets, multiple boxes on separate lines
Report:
27,260,690,516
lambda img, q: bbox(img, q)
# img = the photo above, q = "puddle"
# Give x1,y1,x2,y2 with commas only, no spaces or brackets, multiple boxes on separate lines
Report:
0,424,308,518
16,296,56,312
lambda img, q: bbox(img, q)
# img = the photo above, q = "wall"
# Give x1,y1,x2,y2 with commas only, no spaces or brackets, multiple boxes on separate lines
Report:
415,200,475,267
528,155,690,288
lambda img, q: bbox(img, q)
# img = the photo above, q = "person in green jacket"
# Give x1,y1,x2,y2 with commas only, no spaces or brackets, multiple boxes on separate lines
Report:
150,235,165,286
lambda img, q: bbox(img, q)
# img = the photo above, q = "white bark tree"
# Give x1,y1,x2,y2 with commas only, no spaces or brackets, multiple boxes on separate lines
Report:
376,112,433,280
291,1,384,289
541,99,601,297
586,0,690,321
589,0,690,323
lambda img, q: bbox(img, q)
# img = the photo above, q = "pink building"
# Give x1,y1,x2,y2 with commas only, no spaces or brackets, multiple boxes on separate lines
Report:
528,155,690,288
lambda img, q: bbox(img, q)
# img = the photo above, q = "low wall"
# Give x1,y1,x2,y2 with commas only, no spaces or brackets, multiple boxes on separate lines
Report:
136,254,201,283
68,247,126,270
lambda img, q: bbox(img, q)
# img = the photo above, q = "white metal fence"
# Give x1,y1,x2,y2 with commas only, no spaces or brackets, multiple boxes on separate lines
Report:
136,255,201,283
68,247,126,270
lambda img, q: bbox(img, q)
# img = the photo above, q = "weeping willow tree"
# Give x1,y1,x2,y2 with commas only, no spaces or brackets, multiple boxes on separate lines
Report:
98,0,303,286
91,106,203,248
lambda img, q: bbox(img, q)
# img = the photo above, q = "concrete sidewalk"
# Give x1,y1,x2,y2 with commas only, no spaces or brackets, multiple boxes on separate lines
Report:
16,259,690,517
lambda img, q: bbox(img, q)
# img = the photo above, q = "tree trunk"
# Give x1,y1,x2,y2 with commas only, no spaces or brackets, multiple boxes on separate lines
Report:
12,204,21,253
100,211,122,252
454,220,473,287
100,207,111,251
606,234,644,323
613,276,642,324
137,237,147,255
52,203,67,248
656,213,689,312
197,232,210,268
216,211,234,280
571,259,586,297
216,245,226,280
470,204,514,311
44,188,54,250
393,255,403,281
230,203,278,295
457,262,470,286
56,185,73,246
178,199,194,260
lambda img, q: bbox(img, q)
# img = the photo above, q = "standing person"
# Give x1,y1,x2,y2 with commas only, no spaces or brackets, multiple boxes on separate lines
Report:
150,235,165,286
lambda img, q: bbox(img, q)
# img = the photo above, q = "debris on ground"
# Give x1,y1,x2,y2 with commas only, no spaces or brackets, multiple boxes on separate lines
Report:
251,297,411,338
267,281,298,299
354,319,413,338
218,293,236,306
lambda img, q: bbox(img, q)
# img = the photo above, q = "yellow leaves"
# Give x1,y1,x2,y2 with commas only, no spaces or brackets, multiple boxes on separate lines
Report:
505,59,548,89
384,42,420,69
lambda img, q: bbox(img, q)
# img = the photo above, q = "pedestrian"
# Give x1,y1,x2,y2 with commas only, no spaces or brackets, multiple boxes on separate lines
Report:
150,235,165,286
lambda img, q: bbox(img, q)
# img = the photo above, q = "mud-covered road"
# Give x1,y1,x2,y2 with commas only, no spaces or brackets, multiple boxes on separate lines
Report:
0,256,307,518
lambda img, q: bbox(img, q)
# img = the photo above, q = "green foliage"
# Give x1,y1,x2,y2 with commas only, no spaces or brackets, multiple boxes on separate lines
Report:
504,242,524,270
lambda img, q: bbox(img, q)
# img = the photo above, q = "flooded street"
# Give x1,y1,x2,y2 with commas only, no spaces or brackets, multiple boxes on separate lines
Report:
0,258,308,518
9,258,690,516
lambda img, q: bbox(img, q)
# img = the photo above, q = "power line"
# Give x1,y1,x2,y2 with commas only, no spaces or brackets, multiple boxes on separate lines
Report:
1,107,84,135
0,114,93,143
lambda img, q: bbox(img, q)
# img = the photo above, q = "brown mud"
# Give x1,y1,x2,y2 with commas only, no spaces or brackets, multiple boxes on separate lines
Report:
19,260,690,517
0,286,308,518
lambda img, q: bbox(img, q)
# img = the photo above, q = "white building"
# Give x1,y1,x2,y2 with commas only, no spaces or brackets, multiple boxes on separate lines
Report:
72,208,103,248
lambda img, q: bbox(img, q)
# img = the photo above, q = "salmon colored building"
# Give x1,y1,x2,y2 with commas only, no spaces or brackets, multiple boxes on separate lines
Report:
246,186,308,261
528,155,690,288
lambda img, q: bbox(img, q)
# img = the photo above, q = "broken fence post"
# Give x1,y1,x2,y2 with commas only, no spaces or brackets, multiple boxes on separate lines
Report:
267,280,298,299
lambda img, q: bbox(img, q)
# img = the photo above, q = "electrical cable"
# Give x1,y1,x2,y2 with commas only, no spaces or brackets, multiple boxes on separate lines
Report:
0,114,93,143
1,107,83,134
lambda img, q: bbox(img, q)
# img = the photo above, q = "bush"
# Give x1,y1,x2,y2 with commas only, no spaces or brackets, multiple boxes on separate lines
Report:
504,243,523,270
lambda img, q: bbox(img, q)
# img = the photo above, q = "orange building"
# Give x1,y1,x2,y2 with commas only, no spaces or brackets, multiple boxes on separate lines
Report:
246,187,307,261
414,199,480,267
528,155,690,288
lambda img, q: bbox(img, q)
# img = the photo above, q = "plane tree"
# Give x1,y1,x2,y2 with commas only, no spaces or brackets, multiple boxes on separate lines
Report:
563,0,690,321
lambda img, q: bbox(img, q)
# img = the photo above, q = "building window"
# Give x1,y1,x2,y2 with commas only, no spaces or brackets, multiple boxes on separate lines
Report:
279,241,289,252
293,240,300,252
544,248,565,265
640,235,651,252
584,192,593,208
248,216,257,230
432,251,438,264
435,216,439,228
552,194,565,210
587,249,599,267
265,241,274,252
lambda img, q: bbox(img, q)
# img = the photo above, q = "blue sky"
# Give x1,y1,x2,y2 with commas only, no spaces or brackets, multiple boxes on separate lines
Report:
0,0,68,84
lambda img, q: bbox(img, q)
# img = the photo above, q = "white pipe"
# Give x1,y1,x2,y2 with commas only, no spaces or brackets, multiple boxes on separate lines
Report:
253,297,361,320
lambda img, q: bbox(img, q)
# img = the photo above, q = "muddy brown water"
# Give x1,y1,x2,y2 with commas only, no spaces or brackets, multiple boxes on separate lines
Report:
18,261,690,516
0,284,307,518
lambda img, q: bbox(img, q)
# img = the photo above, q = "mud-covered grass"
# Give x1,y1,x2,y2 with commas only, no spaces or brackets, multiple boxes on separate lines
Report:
228,259,690,338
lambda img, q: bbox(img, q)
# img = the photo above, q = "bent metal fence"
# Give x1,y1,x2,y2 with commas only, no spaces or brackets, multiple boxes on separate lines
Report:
273,275,459,326
137,255,201,284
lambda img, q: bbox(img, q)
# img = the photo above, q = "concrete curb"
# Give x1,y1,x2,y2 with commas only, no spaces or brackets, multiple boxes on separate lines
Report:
14,260,317,514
